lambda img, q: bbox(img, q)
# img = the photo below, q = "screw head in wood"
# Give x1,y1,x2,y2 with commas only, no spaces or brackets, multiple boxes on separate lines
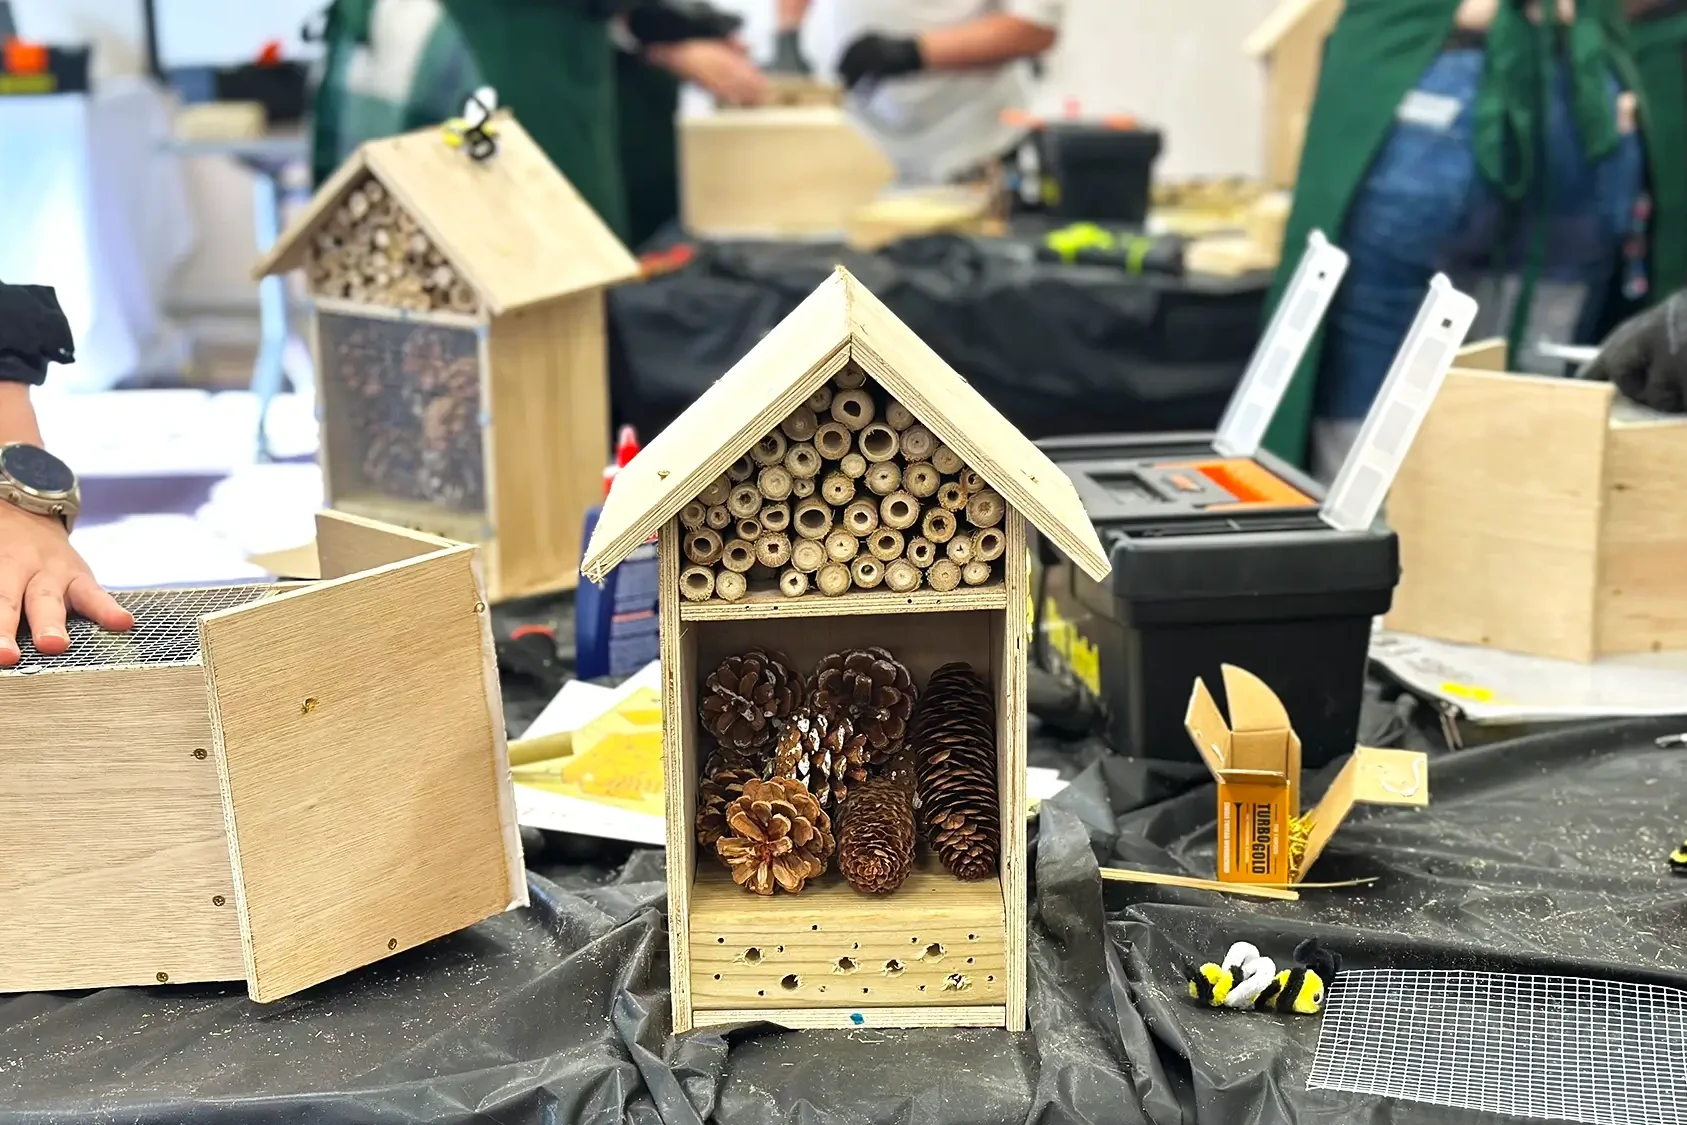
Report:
388,938,398,950
213,895,226,906
193,748,208,760
156,972,169,983
474,601,487,613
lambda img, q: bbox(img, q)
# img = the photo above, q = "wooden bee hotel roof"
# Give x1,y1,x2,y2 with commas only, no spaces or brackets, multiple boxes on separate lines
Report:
253,112,638,315
581,266,1111,584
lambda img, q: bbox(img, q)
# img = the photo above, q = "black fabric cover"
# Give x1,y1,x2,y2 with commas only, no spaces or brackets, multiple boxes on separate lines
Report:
607,233,1267,442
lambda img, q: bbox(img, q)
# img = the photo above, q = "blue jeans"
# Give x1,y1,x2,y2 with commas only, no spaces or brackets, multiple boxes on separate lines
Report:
1316,49,1644,422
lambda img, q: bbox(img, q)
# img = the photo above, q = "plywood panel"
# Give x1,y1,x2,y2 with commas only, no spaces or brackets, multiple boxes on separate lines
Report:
0,667,244,992
1596,420,1687,654
200,546,524,1001
315,510,456,580
998,512,1029,1031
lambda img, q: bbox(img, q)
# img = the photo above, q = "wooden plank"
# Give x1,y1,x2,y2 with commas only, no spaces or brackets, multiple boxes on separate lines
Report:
335,494,488,550
314,510,456,580
1456,338,1508,372
1099,868,1301,901
200,546,524,1002
1596,419,1687,655
0,666,246,992
1000,511,1029,1031
252,148,370,280
581,271,854,582
694,1006,1006,1030
661,519,697,1032
688,862,1007,1010
1256,0,1343,186
310,296,485,330
486,293,609,599
679,581,1008,621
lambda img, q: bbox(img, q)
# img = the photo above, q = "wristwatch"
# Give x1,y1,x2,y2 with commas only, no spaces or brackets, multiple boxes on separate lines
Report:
0,442,80,531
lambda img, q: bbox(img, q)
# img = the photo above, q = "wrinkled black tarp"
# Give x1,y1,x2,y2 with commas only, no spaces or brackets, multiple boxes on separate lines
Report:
607,233,1267,441
5,665,1684,1125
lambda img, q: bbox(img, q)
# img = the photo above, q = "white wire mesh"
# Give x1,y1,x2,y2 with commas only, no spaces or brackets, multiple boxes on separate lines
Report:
1308,969,1687,1125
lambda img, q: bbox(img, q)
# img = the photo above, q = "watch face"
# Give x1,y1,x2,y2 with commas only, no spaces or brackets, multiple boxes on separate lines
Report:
1,444,75,495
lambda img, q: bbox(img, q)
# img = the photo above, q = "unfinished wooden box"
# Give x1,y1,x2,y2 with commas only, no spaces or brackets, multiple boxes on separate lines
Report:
582,267,1110,1032
680,107,895,239
254,112,639,600
0,512,525,1001
1386,341,1687,661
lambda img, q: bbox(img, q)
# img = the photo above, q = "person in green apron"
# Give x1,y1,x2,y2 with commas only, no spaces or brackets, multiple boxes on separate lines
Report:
1259,0,1670,475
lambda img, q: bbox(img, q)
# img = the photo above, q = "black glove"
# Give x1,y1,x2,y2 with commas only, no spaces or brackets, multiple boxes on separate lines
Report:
0,282,74,386
623,0,742,46
836,33,922,90
1583,290,1687,413
769,28,810,75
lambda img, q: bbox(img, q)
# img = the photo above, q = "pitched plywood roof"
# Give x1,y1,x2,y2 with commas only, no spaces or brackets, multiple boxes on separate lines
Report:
253,113,638,315
581,267,1111,584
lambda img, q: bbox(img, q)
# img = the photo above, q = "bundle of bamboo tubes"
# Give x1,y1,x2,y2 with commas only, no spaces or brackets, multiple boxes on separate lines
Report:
676,367,1011,603
304,175,480,315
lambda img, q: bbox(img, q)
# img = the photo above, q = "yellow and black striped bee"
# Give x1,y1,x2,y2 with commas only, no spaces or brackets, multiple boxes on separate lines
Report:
1185,940,1339,1016
1668,837,1687,874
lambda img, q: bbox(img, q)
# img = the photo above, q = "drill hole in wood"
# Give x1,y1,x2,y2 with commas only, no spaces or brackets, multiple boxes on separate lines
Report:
836,956,858,973
924,943,945,960
884,959,906,976
780,974,800,991
743,947,762,964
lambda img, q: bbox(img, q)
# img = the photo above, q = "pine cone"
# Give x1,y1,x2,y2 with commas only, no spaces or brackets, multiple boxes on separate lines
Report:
716,777,835,895
699,648,803,754
810,647,918,762
696,746,763,849
837,777,917,894
911,662,999,881
771,707,872,809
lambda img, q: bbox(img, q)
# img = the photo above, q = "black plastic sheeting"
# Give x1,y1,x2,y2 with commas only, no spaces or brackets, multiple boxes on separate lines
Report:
5,681,1686,1124
607,233,1267,442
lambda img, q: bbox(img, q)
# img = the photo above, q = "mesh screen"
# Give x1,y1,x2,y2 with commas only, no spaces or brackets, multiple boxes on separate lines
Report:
3,585,282,672
1308,969,1687,1125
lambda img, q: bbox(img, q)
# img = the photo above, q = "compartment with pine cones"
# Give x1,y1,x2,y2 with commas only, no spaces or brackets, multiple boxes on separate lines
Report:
674,364,1013,607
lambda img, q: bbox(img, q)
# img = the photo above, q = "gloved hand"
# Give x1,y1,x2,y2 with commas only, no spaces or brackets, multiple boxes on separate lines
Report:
769,28,810,75
1583,290,1686,413
836,33,922,90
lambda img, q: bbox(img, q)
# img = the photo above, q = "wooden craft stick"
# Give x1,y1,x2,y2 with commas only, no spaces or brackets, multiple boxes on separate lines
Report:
1098,867,1301,901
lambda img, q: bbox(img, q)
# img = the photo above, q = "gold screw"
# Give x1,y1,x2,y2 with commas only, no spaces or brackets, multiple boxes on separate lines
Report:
212,895,225,906
156,972,169,983
387,938,398,950
300,697,318,715
474,602,486,613
192,748,208,760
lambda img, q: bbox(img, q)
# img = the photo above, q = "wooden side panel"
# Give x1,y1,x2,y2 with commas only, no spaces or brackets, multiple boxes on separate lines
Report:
661,521,699,1032
999,511,1029,1032
695,1006,1005,1030
1261,0,1342,186
1455,340,1508,372
1595,421,1687,654
487,294,609,599
200,546,523,1002
315,510,456,580
0,667,244,992
1385,371,1612,662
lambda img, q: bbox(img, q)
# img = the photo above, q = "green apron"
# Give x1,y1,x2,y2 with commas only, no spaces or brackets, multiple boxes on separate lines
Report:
1259,0,1648,465
1631,8,1687,309
614,48,682,249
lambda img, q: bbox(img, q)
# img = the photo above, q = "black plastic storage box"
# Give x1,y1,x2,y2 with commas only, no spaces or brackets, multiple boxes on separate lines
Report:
1037,123,1162,224
1033,432,1399,769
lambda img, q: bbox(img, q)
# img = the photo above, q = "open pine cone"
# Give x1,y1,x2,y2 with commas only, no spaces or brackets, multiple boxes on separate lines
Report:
696,745,763,848
771,708,871,809
837,776,917,894
699,648,803,754
911,662,999,881
810,647,917,761
716,777,835,895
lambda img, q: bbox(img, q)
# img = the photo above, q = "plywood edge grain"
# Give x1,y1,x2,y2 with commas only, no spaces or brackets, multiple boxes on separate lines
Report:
693,1006,1007,1030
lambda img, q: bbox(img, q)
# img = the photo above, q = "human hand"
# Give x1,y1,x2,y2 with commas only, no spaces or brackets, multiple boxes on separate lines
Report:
649,38,770,106
769,29,810,75
0,502,132,666
1583,290,1686,413
837,33,922,91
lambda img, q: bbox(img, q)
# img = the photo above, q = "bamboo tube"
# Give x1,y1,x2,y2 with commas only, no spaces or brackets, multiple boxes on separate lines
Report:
865,462,902,497
825,529,860,563
807,385,833,413
684,528,723,566
937,481,968,511
721,539,756,573
817,563,852,597
347,189,371,220
901,425,937,462
706,504,732,530
839,452,868,480
699,474,731,506
781,406,819,442
727,455,755,483
821,472,856,506
736,517,762,542
946,534,975,565
831,388,875,431
758,465,794,502
885,559,922,593
814,422,853,461
973,526,1006,562
761,502,791,533
756,532,793,569
729,485,763,519
962,561,992,586
965,489,1005,528
868,528,904,562
932,445,964,475
851,556,885,590
906,537,937,569
959,468,987,494
834,366,867,390
784,441,822,479
880,491,919,531
680,501,708,530
843,500,880,536
903,462,940,499
791,538,827,573
928,559,962,592
780,568,811,598
448,283,477,313
922,508,957,544
885,401,916,431
793,498,834,540
680,566,716,602
752,431,789,467
716,571,748,602
791,476,816,498
364,180,386,204
858,423,899,463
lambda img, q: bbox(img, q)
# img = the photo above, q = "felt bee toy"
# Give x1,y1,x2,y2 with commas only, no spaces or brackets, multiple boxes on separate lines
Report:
1185,939,1340,1015
1668,837,1687,874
